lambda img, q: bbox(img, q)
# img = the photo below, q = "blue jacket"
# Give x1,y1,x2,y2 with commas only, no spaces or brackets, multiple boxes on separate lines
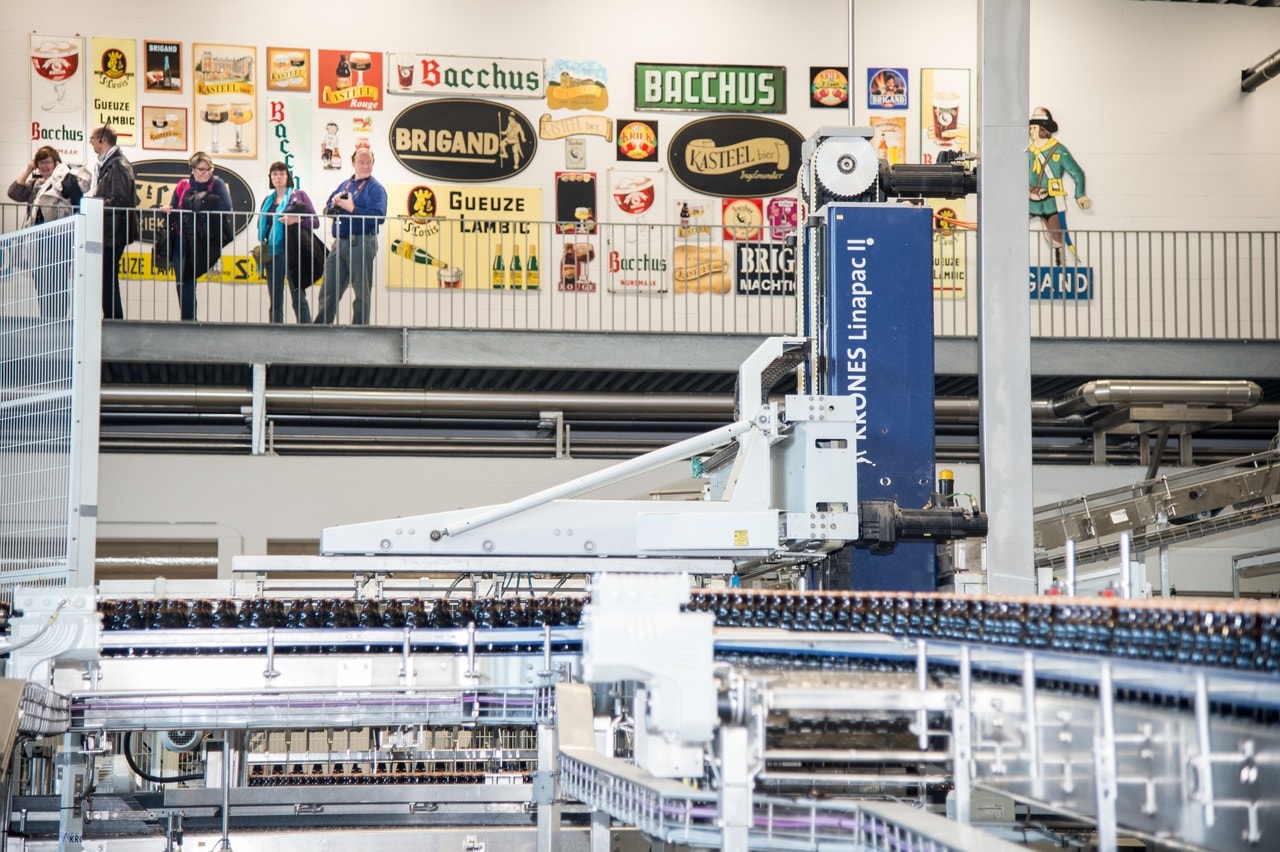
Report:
325,175,387,238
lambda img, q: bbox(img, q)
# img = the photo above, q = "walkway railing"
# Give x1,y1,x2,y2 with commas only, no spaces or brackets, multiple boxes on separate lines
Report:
2,203,1277,341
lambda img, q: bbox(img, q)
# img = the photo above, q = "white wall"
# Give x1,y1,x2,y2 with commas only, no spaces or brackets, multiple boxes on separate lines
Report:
98,454,1279,595
3,0,1278,230
7,0,1278,591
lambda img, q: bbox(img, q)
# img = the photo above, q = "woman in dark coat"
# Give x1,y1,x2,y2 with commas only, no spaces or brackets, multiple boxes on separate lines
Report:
162,151,232,321
255,161,319,323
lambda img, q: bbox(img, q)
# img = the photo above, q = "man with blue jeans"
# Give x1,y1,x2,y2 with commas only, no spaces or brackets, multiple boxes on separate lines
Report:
314,148,387,325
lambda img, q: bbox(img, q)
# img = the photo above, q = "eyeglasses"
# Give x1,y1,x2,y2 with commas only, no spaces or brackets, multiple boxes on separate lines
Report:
193,165,213,173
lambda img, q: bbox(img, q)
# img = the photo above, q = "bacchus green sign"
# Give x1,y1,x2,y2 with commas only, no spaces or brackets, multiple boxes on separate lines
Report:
635,63,785,113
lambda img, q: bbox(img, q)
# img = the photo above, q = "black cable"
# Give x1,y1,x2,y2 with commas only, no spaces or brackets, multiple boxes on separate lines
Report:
122,732,205,784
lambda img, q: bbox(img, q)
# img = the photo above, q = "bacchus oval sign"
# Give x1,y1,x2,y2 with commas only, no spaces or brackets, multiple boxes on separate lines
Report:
390,98,537,182
667,116,803,198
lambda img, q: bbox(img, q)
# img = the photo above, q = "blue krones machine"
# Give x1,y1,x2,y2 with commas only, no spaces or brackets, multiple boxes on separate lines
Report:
799,127,978,590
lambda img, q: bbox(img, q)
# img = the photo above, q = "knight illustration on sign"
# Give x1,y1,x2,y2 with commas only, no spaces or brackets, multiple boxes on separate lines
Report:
1028,106,1090,265
498,112,527,170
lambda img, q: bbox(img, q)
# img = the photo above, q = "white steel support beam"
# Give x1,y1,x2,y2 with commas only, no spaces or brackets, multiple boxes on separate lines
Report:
978,0,1036,593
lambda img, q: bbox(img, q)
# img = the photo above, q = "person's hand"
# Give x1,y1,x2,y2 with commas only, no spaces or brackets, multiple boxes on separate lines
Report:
160,204,172,213
336,194,355,212
281,214,298,226
25,159,36,174
1076,195,1092,210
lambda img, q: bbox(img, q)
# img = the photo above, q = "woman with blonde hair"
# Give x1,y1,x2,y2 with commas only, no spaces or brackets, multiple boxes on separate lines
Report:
161,151,232,321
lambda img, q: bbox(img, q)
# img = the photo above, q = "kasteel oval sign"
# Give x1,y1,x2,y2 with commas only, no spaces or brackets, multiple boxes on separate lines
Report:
667,116,803,198
390,98,537,182
132,159,255,242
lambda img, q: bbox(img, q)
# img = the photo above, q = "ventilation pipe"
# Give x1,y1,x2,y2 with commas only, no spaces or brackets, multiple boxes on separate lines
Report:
1242,48,1280,93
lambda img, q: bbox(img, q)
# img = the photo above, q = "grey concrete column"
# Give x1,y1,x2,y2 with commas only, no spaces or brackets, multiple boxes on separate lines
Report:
978,0,1037,593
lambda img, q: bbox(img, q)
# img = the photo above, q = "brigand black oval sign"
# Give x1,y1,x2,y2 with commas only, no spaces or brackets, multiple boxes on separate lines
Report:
668,116,803,198
390,98,537,182
132,158,255,243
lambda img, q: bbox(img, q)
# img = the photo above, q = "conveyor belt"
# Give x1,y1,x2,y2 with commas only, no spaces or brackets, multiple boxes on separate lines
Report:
92,590,1280,674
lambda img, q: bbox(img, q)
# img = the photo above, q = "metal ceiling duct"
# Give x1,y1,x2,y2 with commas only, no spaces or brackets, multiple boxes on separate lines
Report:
101,382,1275,426
1047,379,1262,418
1242,47,1280,93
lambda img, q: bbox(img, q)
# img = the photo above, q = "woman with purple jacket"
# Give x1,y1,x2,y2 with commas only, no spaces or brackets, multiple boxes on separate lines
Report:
256,161,319,323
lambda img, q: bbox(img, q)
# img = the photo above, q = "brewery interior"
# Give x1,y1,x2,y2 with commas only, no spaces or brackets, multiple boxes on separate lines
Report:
2,1,1279,850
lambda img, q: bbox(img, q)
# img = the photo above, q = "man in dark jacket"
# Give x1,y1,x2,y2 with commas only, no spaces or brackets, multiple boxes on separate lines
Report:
88,125,137,319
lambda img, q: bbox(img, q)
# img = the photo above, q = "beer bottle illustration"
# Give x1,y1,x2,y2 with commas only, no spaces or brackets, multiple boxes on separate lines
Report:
336,54,351,90
390,239,446,268
526,244,540,289
491,247,505,289
510,246,523,289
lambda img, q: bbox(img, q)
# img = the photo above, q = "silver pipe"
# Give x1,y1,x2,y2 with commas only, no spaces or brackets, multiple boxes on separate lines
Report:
100,386,733,418
764,749,951,763
1119,532,1132,599
221,731,232,851
437,419,753,539
1242,48,1280,93
100,385,1280,427
1050,379,1262,418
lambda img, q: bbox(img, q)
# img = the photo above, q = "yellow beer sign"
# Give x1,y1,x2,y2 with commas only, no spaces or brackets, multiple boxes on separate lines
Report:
386,184,541,290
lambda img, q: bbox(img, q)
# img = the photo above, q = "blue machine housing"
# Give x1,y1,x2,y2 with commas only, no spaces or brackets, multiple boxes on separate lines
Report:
819,203,938,590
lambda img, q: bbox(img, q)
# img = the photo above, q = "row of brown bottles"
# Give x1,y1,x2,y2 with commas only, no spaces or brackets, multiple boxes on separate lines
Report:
100,596,585,632
247,763,529,786
684,590,1280,674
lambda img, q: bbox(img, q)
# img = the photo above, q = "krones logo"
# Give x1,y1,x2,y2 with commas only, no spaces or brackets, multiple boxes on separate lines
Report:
390,98,537,182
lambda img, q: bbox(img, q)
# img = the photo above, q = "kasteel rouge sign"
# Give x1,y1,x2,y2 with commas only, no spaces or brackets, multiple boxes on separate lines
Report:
389,98,537,182
667,116,803,198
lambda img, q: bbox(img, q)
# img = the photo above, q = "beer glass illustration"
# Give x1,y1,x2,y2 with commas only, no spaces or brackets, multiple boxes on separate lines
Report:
349,52,373,87
573,206,593,234
396,56,414,90
31,39,81,113
204,102,229,153
229,101,253,153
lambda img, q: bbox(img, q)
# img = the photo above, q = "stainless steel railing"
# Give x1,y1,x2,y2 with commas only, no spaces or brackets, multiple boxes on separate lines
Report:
2,203,1277,340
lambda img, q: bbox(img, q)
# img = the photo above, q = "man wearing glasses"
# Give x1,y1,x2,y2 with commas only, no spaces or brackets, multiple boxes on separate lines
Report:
88,125,138,318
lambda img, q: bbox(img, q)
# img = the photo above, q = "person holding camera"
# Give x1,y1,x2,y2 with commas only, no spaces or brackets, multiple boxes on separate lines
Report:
314,148,386,325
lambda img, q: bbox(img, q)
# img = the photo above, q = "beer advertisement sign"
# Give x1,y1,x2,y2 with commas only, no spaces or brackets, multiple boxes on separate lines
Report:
605,169,669,293
266,47,310,92
920,68,970,164
143,41,181,93
667,116,803,198
140,106,187,151
385,183,542,290
265,96,313,193
317,49,382,110
929,198,968,299
867,67,908,110
635,63,785,113
192,43,257,159
29,34,87,164
389,99,537,182
91,37,138,146
386,53,543,99
616,119,658,162
810,67,849,109
735,242,796,296
545,59,608,111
